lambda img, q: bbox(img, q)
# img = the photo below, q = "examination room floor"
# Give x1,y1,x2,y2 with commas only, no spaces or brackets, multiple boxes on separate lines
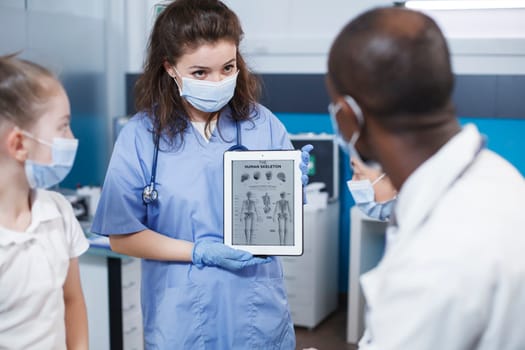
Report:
294,303,358,350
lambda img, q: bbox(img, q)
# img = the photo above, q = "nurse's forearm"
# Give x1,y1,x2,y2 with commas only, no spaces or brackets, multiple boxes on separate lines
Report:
109,229,194,261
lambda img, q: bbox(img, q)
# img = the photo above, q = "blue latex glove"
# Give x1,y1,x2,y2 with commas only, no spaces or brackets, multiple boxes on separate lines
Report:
300,144,314,204
192,240,271,271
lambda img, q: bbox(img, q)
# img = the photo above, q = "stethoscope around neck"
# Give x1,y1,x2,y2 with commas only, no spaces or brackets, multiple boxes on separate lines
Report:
142,120,247,204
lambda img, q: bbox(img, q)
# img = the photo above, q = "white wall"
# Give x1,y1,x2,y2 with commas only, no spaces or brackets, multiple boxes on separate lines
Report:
126,0,525,75
124,0,161,74
106,0,127,126
224,0,391,73
419,7,525,75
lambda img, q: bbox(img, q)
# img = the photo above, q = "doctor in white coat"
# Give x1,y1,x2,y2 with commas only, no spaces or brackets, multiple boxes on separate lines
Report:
326,7,525,350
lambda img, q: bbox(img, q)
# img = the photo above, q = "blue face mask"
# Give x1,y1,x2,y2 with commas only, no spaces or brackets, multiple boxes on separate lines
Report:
21,131,78,189
347,174,395,221
328,95,365,162
174,69,239,113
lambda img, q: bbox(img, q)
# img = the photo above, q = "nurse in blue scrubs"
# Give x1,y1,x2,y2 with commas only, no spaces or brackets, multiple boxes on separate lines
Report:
91,0,310,348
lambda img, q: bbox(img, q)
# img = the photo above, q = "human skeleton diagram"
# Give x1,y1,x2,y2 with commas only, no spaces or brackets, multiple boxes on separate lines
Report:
273,192,292,245
240,191,260,244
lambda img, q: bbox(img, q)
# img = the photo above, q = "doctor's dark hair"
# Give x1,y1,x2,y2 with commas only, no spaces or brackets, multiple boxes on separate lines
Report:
135,0,260,140
0,54,58,128
328,7,454,130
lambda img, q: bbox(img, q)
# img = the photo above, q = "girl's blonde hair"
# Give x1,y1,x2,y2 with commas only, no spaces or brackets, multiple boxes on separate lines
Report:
0,54,58,128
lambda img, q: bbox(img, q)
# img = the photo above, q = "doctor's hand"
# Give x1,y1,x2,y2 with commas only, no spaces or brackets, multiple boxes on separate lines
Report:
300,144,314,204
192,240,271,271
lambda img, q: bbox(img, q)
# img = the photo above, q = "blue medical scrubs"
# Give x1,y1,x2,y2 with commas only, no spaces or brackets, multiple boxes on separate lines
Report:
91,105,295,349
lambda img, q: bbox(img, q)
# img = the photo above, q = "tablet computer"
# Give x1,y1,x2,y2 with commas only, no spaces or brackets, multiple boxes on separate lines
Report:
223,150,303,256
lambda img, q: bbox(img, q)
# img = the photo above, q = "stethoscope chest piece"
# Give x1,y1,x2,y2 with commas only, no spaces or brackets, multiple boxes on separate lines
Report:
142,184,158,204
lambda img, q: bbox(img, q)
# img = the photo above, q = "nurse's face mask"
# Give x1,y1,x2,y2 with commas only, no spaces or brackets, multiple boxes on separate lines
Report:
20,130,78,189
328,95,365,162
173,68,239,113
347,174,395,221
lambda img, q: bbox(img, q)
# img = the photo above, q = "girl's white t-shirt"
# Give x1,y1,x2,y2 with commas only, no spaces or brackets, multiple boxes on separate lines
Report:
0,189,89,350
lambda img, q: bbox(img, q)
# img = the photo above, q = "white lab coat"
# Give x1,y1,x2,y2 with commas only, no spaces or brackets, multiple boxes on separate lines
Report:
359,124,525,350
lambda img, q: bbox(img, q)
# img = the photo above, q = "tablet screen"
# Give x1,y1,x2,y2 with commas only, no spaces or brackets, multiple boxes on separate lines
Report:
224,150,303,255
232,158,295,246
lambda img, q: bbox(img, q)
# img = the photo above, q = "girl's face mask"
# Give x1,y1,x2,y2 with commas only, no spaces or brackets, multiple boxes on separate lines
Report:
347,174,396,221
21,130,78,189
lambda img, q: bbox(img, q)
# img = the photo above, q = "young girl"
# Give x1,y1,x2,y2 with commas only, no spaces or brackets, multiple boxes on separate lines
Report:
347,156,397,221
0,55,89,349
92,0,310,348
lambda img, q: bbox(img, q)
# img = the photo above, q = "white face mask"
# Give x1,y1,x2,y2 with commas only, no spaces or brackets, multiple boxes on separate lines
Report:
347,174,395,221
173,69,239,113
21,130,78,189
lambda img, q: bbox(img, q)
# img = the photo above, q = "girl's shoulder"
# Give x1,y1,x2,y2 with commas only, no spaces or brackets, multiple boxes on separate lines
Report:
32,190,89,256
37,189,70,208
36,190,77,216
29,189,76,226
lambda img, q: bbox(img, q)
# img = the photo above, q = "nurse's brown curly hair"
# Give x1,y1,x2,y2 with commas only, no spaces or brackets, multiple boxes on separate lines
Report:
134,0,260,143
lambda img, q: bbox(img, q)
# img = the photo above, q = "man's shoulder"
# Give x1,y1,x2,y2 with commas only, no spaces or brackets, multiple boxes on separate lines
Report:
453,149,524,206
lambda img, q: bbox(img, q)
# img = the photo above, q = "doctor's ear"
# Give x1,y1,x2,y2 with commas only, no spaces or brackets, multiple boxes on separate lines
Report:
4,128,29,162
